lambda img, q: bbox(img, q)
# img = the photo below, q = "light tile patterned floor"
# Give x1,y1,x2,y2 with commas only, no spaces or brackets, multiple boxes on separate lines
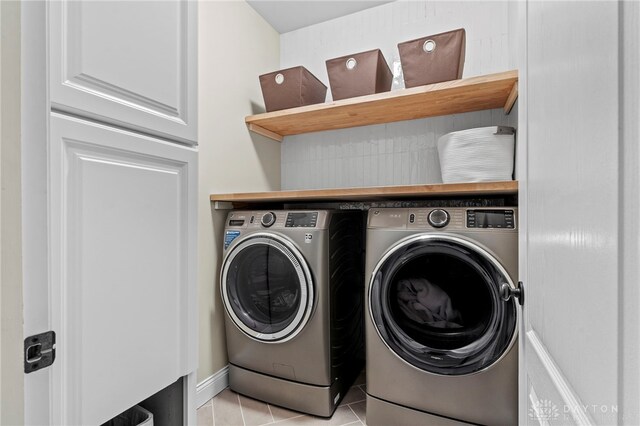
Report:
197,370,367,426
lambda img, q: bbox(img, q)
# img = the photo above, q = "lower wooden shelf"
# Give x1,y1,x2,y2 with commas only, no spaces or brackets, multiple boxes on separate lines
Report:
210,181,518,207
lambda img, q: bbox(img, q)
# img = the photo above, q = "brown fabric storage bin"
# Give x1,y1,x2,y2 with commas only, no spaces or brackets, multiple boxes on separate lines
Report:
398,28,466,88
326,49,392,101
259,66,327,112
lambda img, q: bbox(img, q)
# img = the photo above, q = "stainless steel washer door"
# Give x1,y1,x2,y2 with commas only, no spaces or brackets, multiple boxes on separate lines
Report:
221,233,314,343
369,234,517,375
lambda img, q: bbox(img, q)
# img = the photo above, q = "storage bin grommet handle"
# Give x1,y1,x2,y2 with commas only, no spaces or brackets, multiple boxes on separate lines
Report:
345,58,357,70
275,73,285,85
423,39,436,53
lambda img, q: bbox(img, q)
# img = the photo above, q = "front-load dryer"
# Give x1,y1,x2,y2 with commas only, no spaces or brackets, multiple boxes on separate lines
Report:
365,207,519,425
221,210,364,417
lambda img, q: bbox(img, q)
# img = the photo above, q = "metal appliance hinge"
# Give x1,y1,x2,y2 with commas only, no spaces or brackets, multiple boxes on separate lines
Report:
24,331,56,373
500,281,525,306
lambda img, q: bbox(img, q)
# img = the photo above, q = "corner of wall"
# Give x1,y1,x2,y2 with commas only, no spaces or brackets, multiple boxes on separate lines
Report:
197,0,281,385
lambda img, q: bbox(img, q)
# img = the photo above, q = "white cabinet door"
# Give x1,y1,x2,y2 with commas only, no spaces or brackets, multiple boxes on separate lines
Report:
520,2,621,425
49,0,197,144
47,113,197,425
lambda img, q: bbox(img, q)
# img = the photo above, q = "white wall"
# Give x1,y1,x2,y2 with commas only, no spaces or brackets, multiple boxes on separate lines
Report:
279,0,517,189
197,1,280,382
0,1,24,424
281,108,517,190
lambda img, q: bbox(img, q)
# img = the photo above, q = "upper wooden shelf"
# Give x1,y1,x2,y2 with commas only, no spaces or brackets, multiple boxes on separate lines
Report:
211,181,518,207
246,70,518,142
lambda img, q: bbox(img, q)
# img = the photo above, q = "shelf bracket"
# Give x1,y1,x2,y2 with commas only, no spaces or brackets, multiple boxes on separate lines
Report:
504,81,518,114
248,123,284,142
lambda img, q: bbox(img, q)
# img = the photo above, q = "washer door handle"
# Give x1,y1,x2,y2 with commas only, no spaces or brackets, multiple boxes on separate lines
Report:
500,281,524,306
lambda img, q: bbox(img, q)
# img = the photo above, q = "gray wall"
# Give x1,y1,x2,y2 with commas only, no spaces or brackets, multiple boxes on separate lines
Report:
279,0,517,190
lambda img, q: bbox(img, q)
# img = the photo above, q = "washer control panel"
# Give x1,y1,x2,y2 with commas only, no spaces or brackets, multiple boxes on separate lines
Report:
226,211,330,230
285,212,318,228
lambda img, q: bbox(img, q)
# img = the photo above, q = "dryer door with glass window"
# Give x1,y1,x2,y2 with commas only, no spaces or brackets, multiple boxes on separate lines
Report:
222,234,314,343
369,234,517,375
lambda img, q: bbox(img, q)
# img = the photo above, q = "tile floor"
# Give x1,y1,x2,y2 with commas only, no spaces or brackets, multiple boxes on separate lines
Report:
197,370,367,426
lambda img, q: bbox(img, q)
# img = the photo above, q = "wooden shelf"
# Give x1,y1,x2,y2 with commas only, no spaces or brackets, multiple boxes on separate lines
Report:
246,70,518,142
211,181,518,207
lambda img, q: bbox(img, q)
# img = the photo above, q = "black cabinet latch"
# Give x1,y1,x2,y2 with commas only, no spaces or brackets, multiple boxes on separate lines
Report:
24,331,56,373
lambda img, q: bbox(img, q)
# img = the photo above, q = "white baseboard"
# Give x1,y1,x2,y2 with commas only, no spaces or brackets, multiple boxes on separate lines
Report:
196,365,229,408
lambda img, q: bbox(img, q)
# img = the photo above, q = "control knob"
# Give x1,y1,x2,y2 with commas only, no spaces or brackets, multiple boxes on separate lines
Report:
261,212,276,227
428,209,450,228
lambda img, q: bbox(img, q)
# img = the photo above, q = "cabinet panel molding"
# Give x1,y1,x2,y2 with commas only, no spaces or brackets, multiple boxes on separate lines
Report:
50,0,197,143
49,113,197,425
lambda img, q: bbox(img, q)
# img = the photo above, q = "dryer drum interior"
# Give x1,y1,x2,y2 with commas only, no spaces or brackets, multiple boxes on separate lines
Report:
223,235,314,342
370,235,517,376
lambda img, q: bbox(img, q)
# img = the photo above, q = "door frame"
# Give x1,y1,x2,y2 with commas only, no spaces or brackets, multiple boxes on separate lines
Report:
1,1,25,424
620,1,640,423
514,0,529,422
21,2,51,423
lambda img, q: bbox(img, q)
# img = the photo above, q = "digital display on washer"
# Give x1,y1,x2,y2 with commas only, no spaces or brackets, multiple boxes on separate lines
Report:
467,210,514,229
285,212,318,228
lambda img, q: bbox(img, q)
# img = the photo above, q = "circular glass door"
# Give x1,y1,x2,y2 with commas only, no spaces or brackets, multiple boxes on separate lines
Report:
369,234,517,375
221,234,314,342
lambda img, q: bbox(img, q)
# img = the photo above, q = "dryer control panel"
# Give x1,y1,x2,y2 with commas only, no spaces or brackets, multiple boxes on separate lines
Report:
466,209,515,229
368,207,517,231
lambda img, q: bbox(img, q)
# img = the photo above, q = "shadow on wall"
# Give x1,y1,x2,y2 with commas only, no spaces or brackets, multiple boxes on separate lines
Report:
209,204,230,365
250,101,266,115
249,100,281,191
251,132,282,190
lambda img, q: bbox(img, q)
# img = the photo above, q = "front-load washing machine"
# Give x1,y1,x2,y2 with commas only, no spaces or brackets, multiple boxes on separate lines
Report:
220,210,364,417
365,207,519,425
